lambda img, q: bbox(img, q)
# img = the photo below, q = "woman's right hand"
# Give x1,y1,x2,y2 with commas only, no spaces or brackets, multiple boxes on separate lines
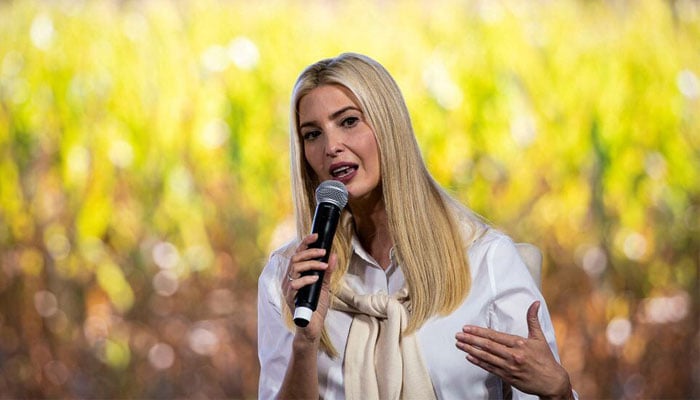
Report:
277,233,337,399
283,233,337,344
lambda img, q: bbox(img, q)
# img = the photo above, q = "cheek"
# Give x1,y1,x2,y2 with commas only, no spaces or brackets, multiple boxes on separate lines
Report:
362,138,381,172
303,146,324,175
303,143,315,164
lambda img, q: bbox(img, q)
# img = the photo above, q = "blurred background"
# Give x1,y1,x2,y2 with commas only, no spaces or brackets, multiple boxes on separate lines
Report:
0,0,698,398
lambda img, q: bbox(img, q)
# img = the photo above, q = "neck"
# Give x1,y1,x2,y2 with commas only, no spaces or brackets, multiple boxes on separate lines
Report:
349,195,393,269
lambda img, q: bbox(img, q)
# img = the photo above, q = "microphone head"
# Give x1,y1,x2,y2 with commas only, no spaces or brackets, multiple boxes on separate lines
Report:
315,180,349,210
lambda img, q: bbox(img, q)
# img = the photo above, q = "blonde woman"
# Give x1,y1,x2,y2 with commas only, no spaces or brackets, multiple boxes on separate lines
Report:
257,53,574,399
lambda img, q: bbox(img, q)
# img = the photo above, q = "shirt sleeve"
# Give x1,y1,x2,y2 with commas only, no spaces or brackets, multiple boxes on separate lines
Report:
257,249,295,400
484,234,564,400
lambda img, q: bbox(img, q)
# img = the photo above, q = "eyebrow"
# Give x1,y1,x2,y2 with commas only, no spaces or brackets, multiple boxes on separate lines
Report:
299,106,361,130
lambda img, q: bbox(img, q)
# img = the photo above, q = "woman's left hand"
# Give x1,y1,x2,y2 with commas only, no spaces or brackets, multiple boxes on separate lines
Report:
455,301,574,400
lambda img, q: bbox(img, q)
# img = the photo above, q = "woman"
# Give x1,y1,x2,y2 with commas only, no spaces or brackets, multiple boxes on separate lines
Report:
258,53,574,399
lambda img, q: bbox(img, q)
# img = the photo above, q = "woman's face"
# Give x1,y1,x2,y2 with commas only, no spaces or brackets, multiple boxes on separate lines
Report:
298,84,381,203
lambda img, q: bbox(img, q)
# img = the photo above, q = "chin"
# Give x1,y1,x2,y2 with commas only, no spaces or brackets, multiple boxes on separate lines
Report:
347,184,381,201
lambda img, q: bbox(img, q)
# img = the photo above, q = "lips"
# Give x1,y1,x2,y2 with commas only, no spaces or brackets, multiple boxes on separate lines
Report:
329,162,358,183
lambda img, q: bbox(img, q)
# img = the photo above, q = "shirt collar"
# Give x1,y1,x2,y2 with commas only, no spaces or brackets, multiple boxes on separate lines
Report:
350,234,398,272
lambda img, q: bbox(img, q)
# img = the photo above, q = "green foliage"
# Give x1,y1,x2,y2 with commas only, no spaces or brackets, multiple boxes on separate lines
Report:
0,0,698,398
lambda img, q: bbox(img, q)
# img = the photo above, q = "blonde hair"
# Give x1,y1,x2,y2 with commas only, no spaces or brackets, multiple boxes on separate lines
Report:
289,53,484,353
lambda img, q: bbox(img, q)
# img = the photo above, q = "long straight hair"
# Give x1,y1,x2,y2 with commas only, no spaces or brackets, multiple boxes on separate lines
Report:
289,53,484,352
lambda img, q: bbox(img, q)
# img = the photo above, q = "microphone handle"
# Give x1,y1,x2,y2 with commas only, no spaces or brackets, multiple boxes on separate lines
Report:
293,202,341,327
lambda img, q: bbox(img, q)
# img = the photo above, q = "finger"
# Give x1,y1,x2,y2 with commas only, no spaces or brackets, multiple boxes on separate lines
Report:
300,233,318,247
460,325,520,348
293,233,319,255
457,341,512,372
455,331,513,361
289,274,320,290
287,247,326,281
291,247,326,264
526,301,544,340
464,352,509,379
284,274,320,313
291,259,329,276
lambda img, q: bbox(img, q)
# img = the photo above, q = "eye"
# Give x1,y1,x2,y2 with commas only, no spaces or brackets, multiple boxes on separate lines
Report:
302,130,321,141
341,116,359,128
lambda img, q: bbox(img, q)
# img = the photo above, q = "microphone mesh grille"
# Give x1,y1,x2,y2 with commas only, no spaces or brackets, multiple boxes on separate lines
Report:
315,180,349,209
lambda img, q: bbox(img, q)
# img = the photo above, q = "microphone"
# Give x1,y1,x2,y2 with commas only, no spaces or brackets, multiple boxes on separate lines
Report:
293,180,349,327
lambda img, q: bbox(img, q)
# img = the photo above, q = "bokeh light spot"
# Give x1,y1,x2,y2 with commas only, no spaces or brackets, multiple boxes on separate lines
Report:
167,167,193,199
577,245,607,278
148,342,175,370
640,292,690,324
606,317,632,347
188,322,220,356
67,145,90,180
200,118,230,149
677,69,699,99
43,360,70,386
108,139,134,168
44,226,71,261
152,242,180,270
34,290,58,318
30,14,55,51
644,152,667,180
152,270,179,297
228,36,259,70
422,58,463,110
623,232,648,261
207,289,235,315
510,113,537,148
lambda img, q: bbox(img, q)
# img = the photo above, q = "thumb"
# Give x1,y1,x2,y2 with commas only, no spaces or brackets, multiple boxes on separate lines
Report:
527,300,544,340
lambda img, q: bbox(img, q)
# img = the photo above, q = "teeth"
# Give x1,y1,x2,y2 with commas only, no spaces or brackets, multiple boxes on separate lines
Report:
333,166,349,175
331,166,353,177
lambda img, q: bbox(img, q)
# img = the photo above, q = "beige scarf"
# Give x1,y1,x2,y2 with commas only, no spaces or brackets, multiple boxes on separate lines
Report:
333,284,437,400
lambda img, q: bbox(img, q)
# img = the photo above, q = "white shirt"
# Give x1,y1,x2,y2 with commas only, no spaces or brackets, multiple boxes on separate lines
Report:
257,229,563,399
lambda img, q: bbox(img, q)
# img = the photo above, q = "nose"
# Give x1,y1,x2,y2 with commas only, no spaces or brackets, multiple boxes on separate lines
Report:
324,129,344,157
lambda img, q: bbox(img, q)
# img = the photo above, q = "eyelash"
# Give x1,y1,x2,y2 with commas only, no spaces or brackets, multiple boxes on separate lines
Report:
341,116,359,127
302,116,360,141
302,130,321,141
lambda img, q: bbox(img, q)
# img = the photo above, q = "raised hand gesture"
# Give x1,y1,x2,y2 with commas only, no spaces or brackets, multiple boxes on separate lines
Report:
455,301,574,400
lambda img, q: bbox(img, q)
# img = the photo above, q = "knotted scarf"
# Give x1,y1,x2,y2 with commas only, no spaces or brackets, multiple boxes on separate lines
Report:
333,284,437,400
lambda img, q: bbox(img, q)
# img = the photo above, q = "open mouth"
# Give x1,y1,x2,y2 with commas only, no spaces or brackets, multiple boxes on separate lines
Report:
331,165,357,178
329,163,358,181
